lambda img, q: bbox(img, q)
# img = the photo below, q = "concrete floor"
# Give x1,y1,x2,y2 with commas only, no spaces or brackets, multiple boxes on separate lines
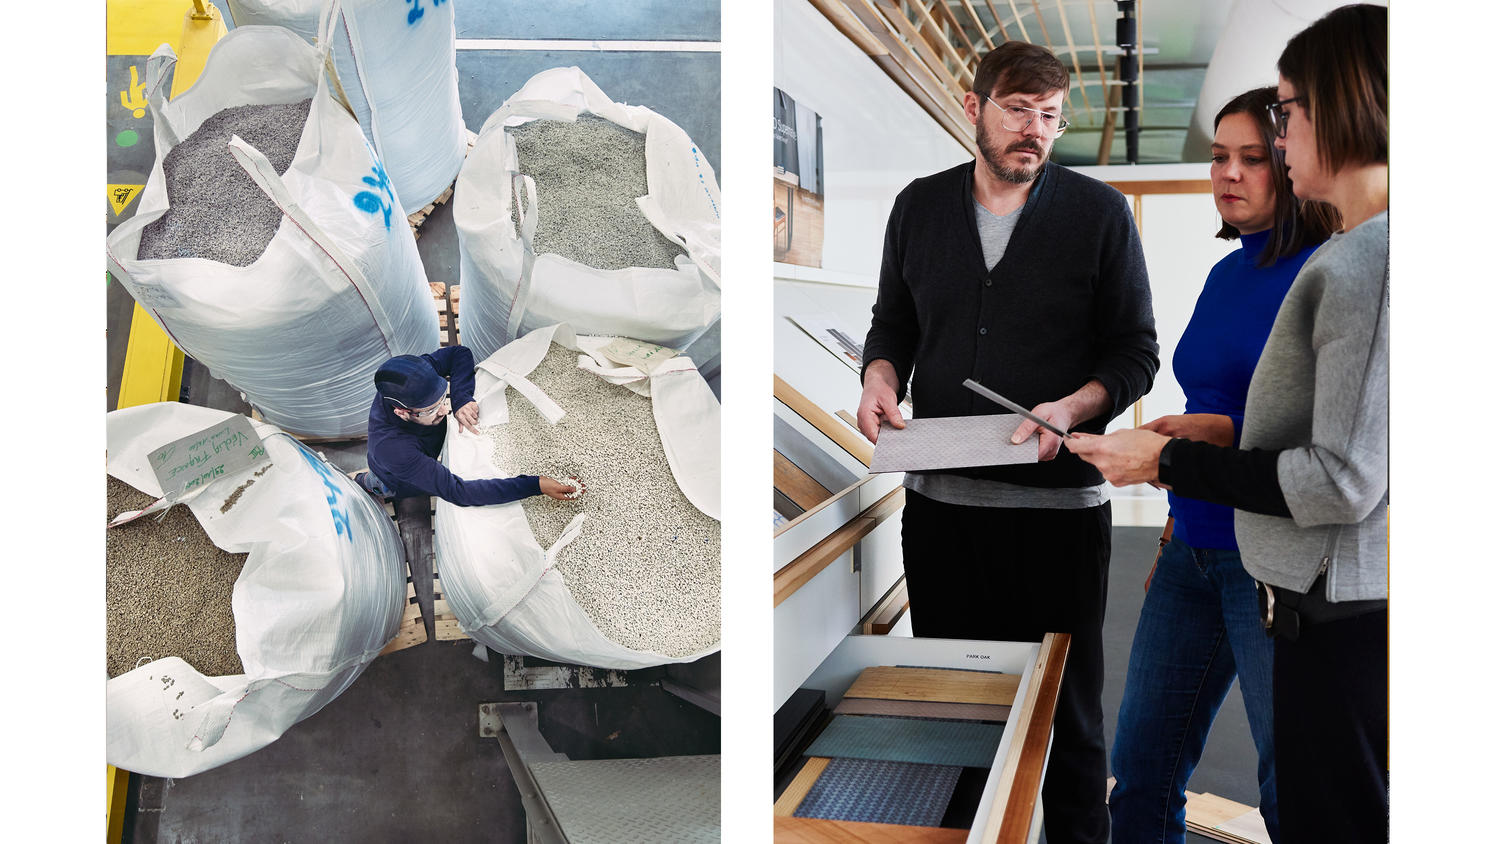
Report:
126,640,720,843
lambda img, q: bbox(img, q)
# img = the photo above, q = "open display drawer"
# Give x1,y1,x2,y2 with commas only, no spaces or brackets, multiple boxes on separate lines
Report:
773,633,1068,843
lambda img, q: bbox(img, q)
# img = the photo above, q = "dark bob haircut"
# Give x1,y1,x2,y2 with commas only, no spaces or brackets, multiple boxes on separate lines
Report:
1277,3,1388,173
1212,86,1340,267
972,41,1069,101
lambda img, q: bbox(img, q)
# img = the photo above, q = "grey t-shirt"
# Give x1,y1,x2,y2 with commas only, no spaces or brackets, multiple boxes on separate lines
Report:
904,199,1108,510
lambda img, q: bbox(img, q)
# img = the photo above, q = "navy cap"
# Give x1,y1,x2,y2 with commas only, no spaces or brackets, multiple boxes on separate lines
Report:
373,355,447,410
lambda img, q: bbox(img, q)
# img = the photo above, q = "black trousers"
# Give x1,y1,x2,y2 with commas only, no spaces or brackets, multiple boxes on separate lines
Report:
901,490,1111,844
1273,609,1388,843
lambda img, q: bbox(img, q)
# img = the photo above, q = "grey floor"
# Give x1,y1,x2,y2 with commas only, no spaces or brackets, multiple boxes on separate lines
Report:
126,642,721,842
1095,526,1263,844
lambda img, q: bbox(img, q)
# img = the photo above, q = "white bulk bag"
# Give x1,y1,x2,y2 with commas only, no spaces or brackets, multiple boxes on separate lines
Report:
453,67,723,362
433,324,721,669
104,23,438,439
105,403,405,777
226,0,319,40
227,0,468,211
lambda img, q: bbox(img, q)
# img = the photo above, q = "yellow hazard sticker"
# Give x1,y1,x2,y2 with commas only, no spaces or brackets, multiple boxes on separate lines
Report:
109,184,145,216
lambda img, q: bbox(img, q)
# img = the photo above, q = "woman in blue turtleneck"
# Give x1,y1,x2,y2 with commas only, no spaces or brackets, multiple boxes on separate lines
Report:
1106,87,1339,844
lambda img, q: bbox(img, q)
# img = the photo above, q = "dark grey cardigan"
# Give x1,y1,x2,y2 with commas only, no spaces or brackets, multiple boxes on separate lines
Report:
863,160,1159,489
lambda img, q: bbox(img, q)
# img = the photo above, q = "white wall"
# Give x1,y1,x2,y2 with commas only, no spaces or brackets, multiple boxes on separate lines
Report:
774,0,969,281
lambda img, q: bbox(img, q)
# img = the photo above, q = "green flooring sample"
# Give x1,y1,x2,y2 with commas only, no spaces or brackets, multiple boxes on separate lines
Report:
804,715,1005,769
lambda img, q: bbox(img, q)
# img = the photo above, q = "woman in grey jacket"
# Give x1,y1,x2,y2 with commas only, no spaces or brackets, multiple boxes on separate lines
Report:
1064,5,1387,842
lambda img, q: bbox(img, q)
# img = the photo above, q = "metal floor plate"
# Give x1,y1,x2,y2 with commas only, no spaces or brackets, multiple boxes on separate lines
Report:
529,755,720,843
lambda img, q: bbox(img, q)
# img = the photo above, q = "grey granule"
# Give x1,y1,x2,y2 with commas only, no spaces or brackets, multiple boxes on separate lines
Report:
219,478,255,514
507,114,688,271
137,99,313,266
106,476,246,679
486,344,719,657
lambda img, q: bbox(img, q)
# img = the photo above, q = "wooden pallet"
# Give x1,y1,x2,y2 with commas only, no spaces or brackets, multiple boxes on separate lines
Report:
407,130,477,238
407,183,454,236
430,282,461,347
380,574,429,655
431,571,469,641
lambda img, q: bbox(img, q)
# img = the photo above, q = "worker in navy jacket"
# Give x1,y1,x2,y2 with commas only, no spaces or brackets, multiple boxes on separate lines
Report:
356,346,580,506
856,42,1157,844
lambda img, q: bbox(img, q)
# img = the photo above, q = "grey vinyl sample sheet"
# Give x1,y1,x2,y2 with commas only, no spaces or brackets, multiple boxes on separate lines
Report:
793,756,962,827
868,414,1037,473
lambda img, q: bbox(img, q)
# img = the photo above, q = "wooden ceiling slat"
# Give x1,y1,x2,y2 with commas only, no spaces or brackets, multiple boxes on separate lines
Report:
982,0,1010,42
818,0,978,153
807,0,893,56
1029,0,1055,49
957,0,997,50
1054,0,1091,120
1005,0,1030,42
876,0,972,95
928,0,982,61
893,0,977,89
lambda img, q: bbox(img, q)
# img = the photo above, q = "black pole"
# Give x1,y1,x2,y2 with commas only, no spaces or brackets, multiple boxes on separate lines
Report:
1116,1,1139,164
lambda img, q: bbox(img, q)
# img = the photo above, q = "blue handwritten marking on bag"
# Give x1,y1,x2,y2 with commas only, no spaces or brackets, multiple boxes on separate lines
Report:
405,0,445,25
353,159,396,229
295,444,354,543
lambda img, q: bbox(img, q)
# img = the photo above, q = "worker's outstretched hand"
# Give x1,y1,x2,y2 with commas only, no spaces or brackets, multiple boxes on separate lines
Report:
454,400,481,434
540,476,586,501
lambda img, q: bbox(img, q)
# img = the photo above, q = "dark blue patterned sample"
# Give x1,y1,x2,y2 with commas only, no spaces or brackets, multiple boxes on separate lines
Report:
793,757,962,827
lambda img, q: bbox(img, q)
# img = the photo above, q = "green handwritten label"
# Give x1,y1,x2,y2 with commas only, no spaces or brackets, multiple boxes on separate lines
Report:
148,416,271,500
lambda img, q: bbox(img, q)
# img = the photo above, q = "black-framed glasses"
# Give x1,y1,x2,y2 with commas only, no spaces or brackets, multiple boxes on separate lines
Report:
1267,96,1307,139
984,96,1070,137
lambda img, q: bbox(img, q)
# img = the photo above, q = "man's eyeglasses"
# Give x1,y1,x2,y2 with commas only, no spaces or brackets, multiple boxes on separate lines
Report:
1267,96,1307,139
985,96,1070,137
399,391,450,420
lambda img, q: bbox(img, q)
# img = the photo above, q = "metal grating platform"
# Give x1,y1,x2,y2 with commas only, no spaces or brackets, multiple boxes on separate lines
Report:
528,755,720,844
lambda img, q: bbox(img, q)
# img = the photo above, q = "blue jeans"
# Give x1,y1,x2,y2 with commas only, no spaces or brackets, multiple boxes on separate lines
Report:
1109,537,1278,844
355,469,395,499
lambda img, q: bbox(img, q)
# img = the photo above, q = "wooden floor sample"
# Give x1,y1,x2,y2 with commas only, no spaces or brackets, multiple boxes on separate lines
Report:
774,757,831,817
774,816,967,843
844,666,1018,707
833,697,1010,722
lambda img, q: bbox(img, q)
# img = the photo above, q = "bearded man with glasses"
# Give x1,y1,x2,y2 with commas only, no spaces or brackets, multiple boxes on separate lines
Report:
856,40,1158,844
356,345,582,506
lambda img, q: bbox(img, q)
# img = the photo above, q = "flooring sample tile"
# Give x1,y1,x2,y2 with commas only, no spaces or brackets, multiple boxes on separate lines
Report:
804,715,1005,769
833,697,1010,723
844,666,1019,706
793,757,962,827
